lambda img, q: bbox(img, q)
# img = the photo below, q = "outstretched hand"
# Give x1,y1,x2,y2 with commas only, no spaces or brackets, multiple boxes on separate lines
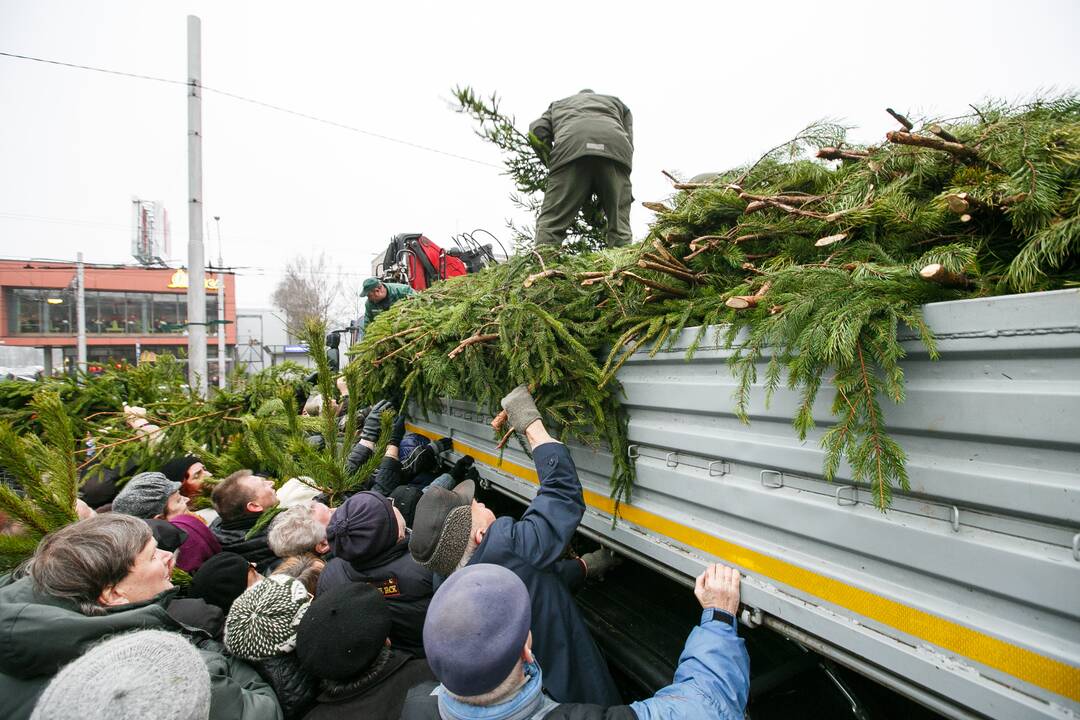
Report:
694,563,741,616
360,399,394,442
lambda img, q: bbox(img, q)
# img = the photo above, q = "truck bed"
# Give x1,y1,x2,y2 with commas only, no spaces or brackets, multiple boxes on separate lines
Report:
407,288,1080,720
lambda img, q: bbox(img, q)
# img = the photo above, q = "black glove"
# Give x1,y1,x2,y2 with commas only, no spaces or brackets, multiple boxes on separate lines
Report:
450,455,475,482
433,437,453,454
389,413,407,447
345,441,373,474
360,399,393,442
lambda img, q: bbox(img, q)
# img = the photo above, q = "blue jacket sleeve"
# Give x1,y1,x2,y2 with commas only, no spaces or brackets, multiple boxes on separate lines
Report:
628,610,750,720
505,442,586,569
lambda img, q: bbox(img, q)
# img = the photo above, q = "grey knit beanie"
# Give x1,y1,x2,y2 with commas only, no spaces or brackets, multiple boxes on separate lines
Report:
30,629,211,720
225,574,311,660
112,471,181,519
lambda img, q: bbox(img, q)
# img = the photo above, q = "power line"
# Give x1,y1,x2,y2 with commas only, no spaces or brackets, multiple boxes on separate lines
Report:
0,50,503,170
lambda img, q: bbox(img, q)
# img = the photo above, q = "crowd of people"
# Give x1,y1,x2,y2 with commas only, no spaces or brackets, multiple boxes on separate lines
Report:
0,383,750,720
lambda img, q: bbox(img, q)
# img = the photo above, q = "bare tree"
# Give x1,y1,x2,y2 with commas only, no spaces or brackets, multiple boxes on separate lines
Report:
271,253,344,340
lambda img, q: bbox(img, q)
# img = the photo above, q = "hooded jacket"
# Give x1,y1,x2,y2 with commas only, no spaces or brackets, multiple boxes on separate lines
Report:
211,511,282,574
316,491,433,657
0,574,282,720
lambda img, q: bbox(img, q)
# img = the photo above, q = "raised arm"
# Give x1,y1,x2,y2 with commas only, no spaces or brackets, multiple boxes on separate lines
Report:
629,564,750,720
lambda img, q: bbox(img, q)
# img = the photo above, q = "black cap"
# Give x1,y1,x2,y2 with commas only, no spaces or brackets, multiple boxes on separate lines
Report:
408,480,475,576
144,518,188,552
296,583,391,680
188,552,252,613
160,456,199,485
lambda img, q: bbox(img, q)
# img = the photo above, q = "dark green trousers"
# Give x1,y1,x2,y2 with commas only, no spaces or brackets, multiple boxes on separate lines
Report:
534,156,633,247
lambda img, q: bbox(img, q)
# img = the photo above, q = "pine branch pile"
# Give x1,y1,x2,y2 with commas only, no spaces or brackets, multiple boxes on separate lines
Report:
0,391,79,570
353,93,1080,510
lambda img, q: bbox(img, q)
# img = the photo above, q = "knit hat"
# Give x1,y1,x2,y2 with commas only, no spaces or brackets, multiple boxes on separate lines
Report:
189,551,253,613
326,491,398,564
423,564,531,697
30,629,211,720
295,583,392,681
225,574,311,660
112,472,181,519
409,480,475,577
160,456,199,485
360,277,382,296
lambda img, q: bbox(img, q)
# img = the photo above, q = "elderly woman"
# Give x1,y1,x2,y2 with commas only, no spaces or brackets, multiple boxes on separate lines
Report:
0,514,282,720
112,471,222,574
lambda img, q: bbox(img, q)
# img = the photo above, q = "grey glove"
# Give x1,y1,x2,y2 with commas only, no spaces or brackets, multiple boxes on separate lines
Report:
500,385,541,432
360,399,393,442
580,547,619,580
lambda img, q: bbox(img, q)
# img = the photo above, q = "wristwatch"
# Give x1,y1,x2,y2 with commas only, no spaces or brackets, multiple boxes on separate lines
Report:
710,609,736,627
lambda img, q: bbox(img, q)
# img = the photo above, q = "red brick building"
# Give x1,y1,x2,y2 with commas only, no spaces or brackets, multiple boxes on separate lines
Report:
0,259,236,380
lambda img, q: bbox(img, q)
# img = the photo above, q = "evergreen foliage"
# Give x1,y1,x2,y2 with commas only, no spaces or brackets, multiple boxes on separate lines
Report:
0,390,79,570
351,92,1079,511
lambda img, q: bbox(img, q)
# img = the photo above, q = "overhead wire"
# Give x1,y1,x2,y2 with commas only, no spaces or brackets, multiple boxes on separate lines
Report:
0,50,503,170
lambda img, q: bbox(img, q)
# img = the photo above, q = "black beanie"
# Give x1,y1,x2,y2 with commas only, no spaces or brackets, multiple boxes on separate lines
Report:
296,583,391,681
188,552,252,613
161,456,199,485
144,519,188,552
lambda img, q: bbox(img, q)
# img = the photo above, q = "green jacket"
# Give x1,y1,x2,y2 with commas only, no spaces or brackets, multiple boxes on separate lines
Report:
364,282,417,323
0,575,282,720
529,91,633,172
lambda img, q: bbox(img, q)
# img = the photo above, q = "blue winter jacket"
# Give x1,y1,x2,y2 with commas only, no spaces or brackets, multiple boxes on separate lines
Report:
627,609,750,720
468,441,621,706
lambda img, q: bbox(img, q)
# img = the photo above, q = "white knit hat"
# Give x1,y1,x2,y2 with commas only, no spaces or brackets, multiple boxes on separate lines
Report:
31,630,211,720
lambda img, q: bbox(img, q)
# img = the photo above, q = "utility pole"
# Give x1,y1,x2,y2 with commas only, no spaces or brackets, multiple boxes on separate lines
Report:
214,215,226,388
76,252,87,377
186,15,208,397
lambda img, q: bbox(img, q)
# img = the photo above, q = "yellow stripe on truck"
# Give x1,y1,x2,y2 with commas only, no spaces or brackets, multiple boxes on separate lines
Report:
406,423,1080,703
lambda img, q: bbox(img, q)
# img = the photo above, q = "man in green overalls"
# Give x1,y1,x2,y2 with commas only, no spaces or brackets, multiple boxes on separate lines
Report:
361,278,416,327
529,89,634,248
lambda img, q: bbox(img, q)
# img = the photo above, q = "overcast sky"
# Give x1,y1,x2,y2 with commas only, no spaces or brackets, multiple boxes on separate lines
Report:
1,0,1078,312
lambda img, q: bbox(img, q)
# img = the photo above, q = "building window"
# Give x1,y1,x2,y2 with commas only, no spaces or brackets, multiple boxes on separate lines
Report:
5,288,200,336
154,294,182,333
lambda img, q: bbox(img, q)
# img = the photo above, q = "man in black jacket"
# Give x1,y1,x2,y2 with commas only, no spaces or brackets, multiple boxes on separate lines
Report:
410,386,620,705
210,470,282,574
317,490,433,657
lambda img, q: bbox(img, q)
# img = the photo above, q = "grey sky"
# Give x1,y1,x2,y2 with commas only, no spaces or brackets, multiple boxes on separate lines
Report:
1,0,1078,312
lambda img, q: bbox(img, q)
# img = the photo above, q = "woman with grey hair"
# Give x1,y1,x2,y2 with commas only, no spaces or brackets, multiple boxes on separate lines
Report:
0,514,282,720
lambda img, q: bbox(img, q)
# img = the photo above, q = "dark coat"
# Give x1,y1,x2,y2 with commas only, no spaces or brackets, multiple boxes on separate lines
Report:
211,511,281,574
468,442,620,705
529,92,633,172
319,491,433,658
250,653,318,720
304,649,433,720
0,575,281,720
317,547,432,658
